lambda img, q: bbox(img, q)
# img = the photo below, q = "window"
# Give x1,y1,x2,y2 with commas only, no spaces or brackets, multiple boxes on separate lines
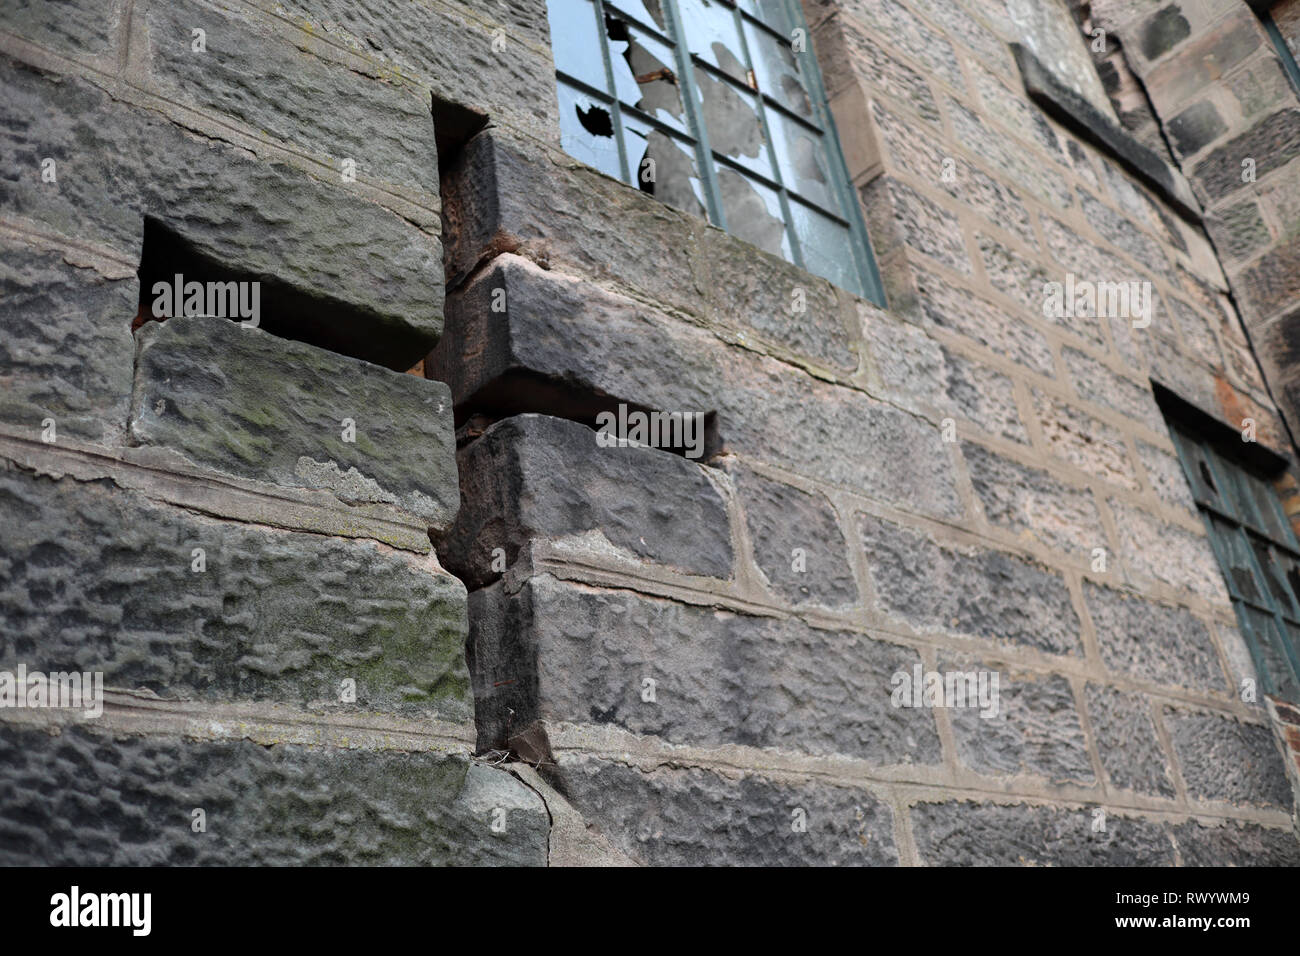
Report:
1169,421,1300,702
546,0,885,303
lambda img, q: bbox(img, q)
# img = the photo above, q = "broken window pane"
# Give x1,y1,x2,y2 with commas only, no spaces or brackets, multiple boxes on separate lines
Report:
622,115,706,217
695,67,771,177
740,0,795,35
1245,606,1300,700
1212,517,1263,602
548,0,608,91
765,109,831,206
606,0,669,33
557,83,623,179
745,21,814,119
1244,472,1294,542
612,21,687,132
790,200,858,293
717,166,789,259
677,0,751,85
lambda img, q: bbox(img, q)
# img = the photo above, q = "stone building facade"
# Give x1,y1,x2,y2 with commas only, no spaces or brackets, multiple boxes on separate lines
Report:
1,0,1299,865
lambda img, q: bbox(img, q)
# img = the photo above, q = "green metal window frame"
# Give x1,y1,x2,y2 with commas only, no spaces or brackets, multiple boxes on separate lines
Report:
546,0,886,305
1248,1,1300,94
1169,421,1300,703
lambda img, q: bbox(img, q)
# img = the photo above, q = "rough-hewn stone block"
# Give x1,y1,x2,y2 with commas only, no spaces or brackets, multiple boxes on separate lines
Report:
1173,818,1300,865
469,574,943,763
859,513,1083,656
550,756,899,865
0,61,444,368
145,0,438,197
439,414,732,590
727,463,856,609
0,724,543,865
0,465,469,715
0,239,136,444
911,800,1175,865
1192,108,1300,202
0,0,120,59
963,441,1104,555
131,316,458,528
1084,582,1223,691
431,255,963,519
944,664,1095,784
1086,683,1176,796
1164,707,1293,807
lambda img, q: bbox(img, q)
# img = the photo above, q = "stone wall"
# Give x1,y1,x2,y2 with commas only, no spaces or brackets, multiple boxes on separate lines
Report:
1,0,1298,865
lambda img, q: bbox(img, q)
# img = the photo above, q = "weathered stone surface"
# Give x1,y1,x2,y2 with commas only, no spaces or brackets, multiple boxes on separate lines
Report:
432,255,963,519
146,0,438,197
1078,189,1164,267
439,414,732,590
1173,819,1300,865
947,96,1075,209
941,346,1029,443
699,227,859,372
1165,707,1292,807
550,756,899,865
830,0,964,91
440,131,704,317
1086,683,1176,796
1084,582,1223,691
911,800,1175,865
867,178,970,274
727,463,856,608
1108,499,1230,604
1138,5,1191,62
0,464,469,715
1192,109,1300,202
0,724,544,865
1205,198,1271,262
0,61,444,368
1137,439,1197,511
265,0,557,145
0,0,119,59
1033,389,1140,488
1015,45,1201,218
469,574,943,763
0,239,136,444
963,440,1104,555
1238,231,1300,323
859,513,1083,655
945,663,1094,784
870,102,1034,245
1167,99,1226,159
131,316,458,528
912,267,1055,376
818,17,939,122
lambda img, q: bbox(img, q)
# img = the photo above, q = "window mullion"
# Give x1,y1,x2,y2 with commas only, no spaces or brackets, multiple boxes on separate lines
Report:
660,0,727,229
592,0,632,184
730,3,804,268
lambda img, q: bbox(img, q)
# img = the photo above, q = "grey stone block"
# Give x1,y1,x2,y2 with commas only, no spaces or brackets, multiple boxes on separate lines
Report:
145,0,438,198
130,316,458,528
963,440,1104,555
911,800,1175,865
430,255,962,520
1086,683,1176,796
727,463,857,609
1164,707,1292,808
0,239,136,444
550,756,899,865
859,513,1083,656
438,414,732,590
1084,582,1224,692
1192,109,1300,202
0,60,443,368
469,574,943,764
0,724,544,865
0,464,470,715
0,0,121,59
1172,819,1300,865
267,0,557,146
944,664,1095,785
